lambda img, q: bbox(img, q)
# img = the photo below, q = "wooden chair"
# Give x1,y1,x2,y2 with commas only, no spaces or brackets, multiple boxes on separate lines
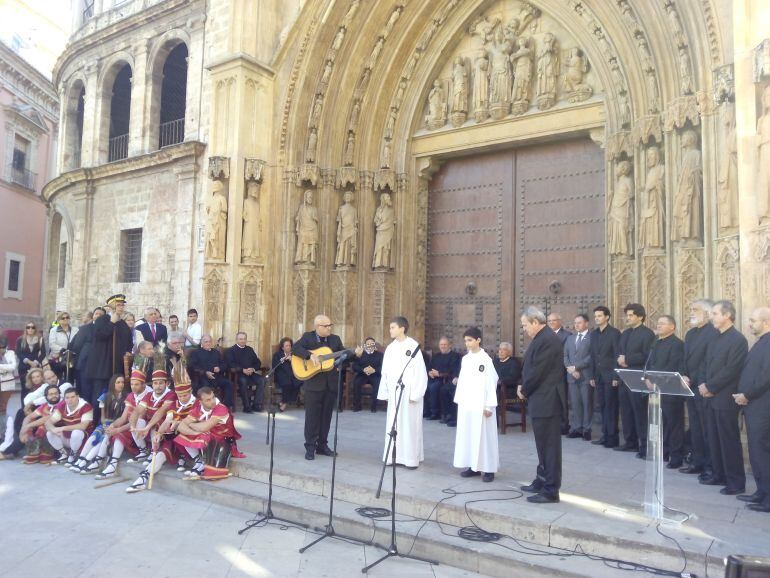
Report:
497,357,526,434
123,353,133,378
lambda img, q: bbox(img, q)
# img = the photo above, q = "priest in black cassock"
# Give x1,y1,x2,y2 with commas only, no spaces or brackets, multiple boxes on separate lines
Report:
615,303,655,458
733,307,770,512
424,337,461,424
351,337,383,412
699,300,748,495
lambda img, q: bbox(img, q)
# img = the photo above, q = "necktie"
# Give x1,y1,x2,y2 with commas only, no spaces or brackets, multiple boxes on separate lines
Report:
151,324,156,340
577,334,583,346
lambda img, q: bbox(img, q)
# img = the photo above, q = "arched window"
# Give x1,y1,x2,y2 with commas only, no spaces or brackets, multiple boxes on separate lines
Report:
155,42,188,148
108,64,132,161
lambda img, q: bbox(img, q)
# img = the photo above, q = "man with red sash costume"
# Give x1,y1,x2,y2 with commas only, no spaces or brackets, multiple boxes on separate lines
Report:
45,389,94,466
126,367,176,467
174,386,242,480
17,385,60,464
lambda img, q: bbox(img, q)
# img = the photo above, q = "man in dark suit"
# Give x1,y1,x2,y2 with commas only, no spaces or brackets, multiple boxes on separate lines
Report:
647,315,686,468
616,303,655,458
425,336,461,423
136,306,168,346
564,314,593,440
187,334,234,410
681,299,719,475
518,306,567,503
224,331,264,413
734,307,770,512
351,337,383,413
699,301,748,495
547,312,572,435
590,306,621,448
293,314,346,460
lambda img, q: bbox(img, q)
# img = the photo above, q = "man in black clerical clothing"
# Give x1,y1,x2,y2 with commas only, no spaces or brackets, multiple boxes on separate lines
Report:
188,334,235,410
734,307,770,512
647,315,686,468
351,337,383,413
136,307,168,346
615,303,655,458
698,300,748,495
589,306,621,448
493,341,521,395
294,315,347,460
518,306,566,504
424,337,461,423
225,332,265,413
680,299,719,475
164,332,184,379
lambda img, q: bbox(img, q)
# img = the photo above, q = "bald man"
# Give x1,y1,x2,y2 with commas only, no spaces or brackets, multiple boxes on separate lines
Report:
293,315,346,460
734,308,770,512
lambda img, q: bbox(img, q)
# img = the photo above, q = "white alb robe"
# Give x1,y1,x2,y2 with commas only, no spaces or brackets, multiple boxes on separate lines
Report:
453,349,500,473
377,336,428,467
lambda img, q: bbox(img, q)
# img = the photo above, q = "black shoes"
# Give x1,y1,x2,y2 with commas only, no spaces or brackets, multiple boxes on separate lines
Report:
737,492,765,503
460,468,480,478
747,502,770,513
635,451,647,459
679,465,703,474
316,445,337,457
583,431,592,441
520,481,544,493
527,493,559,504
567,431,582,439
482,473,494,483
304,450,315,460
699,476,727,486
720,487,745,496
591,438,607,446
666,461,683,469
613,444,638,452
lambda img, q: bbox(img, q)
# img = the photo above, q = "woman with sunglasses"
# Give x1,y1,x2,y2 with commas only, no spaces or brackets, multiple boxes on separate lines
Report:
48,312,79,382
15,322,46,396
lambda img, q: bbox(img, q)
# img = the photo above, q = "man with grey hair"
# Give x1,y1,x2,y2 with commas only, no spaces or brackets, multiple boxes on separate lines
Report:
137,306,168,346
493,342,522,397
188,335,234,410
680,299,719,476
225,332,264,413
518,306,566,503
164,332,185,380
698,300,747,494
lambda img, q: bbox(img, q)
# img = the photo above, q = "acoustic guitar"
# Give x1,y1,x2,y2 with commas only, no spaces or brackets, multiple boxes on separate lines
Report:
291,346,356,381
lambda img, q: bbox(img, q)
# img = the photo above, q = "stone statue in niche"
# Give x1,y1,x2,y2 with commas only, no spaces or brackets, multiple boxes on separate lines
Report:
757,86,770,221
647,72,660,113
341,0,360,29
665,3,687,47
305,127,318,163
335,191,358,268
536,33,558,110
718,105,739,230
608,160,633,256
331,28,346,53
241,181,261,262
310,93,324,129
473,51,490,122
384,107,397,140
348,99,361,133
451,57,468,127
425,79,447,130
373,192,396,269
563,48,592,102
294,189,319,265
205,179,228,261
487,25,513,119
637,36,654,72
381,138,392,169
394,78,407,110
343,131,355,166
639,146,665,249
672,130,703,242
319,60,333,88
618,91,631,127
511,37,533,115
365,37,384,71
382,5,402,38
679,47,693,95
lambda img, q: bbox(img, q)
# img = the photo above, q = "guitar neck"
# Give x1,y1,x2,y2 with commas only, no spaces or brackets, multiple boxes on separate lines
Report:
318,344,361,362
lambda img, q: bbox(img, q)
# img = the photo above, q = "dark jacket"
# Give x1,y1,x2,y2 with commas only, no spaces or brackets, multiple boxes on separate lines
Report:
738,332,770,414
352,350,384,378
136,322,168,347
590,324,620,381
618,324,656,369
188,347,227,375
684,323,719,387
647,334,685,375
15,336,46,376
225,344,262,373
704,326,748,410
522,327,567,418
70,322,94,372
86,315,131,380
553,327,572,346
428,350,461,380
272,350,300,388
493,356,522,388
293,331,344,392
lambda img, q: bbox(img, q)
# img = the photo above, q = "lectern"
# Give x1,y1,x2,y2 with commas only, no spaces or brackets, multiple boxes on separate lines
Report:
615,369,693,523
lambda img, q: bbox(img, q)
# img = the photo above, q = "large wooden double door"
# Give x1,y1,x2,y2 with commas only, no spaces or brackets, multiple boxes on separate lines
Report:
425,138,606,354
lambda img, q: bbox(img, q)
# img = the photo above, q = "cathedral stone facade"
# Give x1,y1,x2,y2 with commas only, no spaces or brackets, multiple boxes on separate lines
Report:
44,0,770,357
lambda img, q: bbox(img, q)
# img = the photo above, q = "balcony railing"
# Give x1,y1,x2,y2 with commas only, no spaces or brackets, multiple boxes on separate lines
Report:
159,118,185,148
108,134,129,162
8,165,36,190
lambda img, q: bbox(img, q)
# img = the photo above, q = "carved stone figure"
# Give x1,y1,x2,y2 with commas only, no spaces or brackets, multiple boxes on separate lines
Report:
718,105,739,230
382,6,402,38
473,51,490,122
608,160,633,256
618,90,631,127
335,191,358,268
384,107,397,140
640,146,665,249
679,47,693,95
394,78,407,110
343,131,355,166
450,57,468,127
294,189,319,265
637,36,654,72
341,0,360,29
331,28,345,53
381,138,392,169
672,130,703,242
665,3,687,47
205,179,228,261
319,60,333,88
536,33,558,110
425,79,446,130
511,37,533,115
373,192,396,269
305,127,317,163
758,86,770,220
647,71,660,113
563,48,592,102
488,26,513,119
366,37,384,70
348,99,361,133
310,93,324,128
242,181,260,261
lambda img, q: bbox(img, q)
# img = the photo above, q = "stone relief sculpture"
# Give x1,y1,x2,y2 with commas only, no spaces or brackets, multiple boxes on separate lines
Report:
511,37,533,115
679,47,693,95
373,192,396,269
335,191,358,268
718,105,739,230
451,57,468,127
365,37,384,71
241,181,260,262
473,51,490,122
381,138,392,169
341,0,360,29
294,189,319,265
348,99,361,133
305,127,317,163
319,60,333,88
488,25,514,119
343,131,355,166
608,160,633,256
425,79,447,130
665,2,687,47
618,91,631,127
757,86,770,220
536,33,559,110
384,107,397,141
563,48,592,102
639,146,665,249
310,93,324,128
672,130,703,242
205,179,228,261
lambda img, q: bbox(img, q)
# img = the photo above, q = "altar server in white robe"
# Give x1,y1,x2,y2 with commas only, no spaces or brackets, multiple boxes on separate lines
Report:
454,326,500,482
377,316,428,469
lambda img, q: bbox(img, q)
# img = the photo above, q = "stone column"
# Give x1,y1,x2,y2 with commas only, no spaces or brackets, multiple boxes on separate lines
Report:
128,39,150,157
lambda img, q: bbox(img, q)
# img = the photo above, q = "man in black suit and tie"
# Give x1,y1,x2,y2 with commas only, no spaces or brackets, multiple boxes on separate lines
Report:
564,314,593,440
136,307,168,346
547,312,572,435
589,306,621,448
293,314,347,460
519,306,567,504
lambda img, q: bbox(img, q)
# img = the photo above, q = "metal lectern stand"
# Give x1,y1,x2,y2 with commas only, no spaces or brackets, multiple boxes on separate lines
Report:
615,369,694,523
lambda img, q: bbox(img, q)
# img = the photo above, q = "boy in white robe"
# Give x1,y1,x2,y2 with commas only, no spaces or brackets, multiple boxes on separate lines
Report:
453,326,500,482
377,316,428,469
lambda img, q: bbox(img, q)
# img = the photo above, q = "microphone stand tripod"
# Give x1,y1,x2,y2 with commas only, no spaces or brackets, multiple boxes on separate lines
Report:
363,345,438,573
299,351,364,553
238,356,307,534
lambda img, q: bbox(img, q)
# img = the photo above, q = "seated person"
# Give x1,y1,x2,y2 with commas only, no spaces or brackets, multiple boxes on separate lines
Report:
174,386,242,480
127,368,177,465
493,341,522,394
272,338,302,412
351,337,383,412
188,335,234,410
164,333,185,380
133,340,155,375
24,369,73,411
0,384,61,463
425,337,461,423
45,388,94,466
224,332,265,413
0,368,44,458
